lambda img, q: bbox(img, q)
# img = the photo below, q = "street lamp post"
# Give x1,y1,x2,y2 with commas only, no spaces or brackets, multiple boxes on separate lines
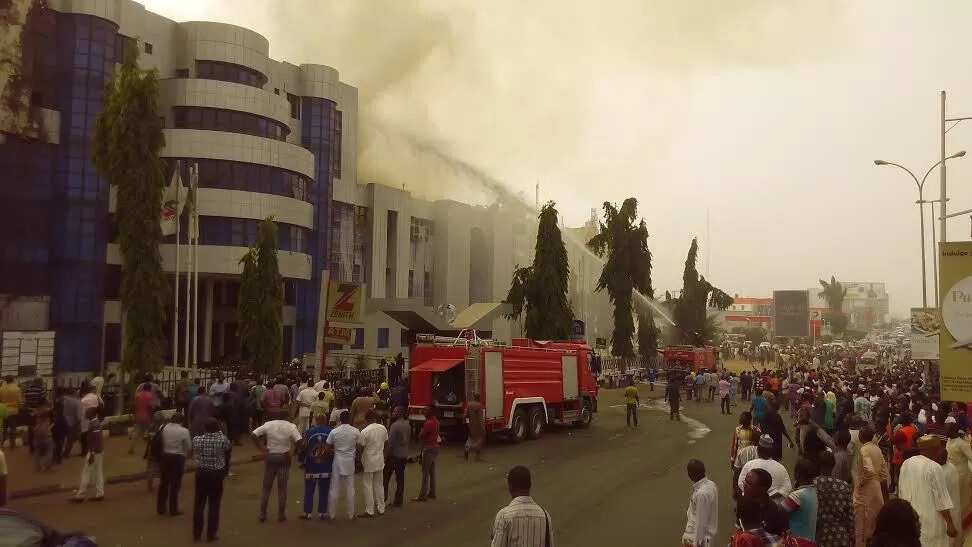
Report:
874,150,966,308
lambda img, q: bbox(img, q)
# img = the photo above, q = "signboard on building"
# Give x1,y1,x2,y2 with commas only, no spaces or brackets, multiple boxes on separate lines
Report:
773,290,809,337
325,325,353,345
939,241,972,400
1,331,55,377
910,307,940,360
326,282,363,323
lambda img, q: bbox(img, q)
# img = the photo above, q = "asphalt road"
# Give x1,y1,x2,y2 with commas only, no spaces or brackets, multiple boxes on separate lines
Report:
9,387,795,546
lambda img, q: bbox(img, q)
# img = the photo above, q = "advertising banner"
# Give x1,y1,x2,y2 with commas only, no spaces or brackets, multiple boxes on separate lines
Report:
326,282,363,323
325,325,353,345
910,307,940,360
939,241,972,400
773,290,810,337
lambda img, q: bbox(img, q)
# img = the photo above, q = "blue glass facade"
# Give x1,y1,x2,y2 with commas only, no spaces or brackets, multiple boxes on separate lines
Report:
295,97,339,356
27,13,117,373
1,9,133,373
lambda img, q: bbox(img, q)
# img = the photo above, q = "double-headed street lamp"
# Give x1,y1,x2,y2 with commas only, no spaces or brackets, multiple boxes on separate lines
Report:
874,151,966,307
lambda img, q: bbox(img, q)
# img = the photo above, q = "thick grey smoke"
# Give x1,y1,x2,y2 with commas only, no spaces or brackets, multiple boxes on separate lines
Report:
250,0,846,209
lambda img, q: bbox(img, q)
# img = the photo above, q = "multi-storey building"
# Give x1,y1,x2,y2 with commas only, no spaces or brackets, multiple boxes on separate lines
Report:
1,0,617,377
1,0,353,374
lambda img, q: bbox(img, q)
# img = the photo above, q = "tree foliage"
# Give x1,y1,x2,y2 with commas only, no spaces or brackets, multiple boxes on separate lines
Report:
504,202,574,339
92,49,167,375
818,275,849,336
669,238,734,346
238,217,283,373
587,198,652,359
637,309,658,364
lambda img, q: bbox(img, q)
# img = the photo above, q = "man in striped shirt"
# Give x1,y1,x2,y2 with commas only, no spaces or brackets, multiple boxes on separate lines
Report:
491,466,553,547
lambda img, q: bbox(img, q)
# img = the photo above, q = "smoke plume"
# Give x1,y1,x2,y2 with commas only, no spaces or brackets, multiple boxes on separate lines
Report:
253,1,845,212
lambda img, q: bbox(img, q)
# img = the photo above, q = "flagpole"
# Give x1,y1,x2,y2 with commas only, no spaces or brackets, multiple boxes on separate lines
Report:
192,163,200,369
183,170,192,370
173,161,181,370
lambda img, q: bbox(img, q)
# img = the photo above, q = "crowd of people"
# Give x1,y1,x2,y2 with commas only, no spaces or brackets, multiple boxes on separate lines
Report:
0,368,554,546
677,345,970,547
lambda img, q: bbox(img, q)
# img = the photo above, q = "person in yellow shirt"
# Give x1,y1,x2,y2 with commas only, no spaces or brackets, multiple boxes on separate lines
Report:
624,381,640,427
0,377,23,450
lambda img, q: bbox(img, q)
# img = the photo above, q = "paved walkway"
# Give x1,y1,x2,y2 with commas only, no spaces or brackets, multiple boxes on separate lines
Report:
5,431,263,499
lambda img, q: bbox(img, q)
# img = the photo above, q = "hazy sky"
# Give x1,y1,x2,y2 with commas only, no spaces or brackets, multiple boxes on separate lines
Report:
147,0,972,317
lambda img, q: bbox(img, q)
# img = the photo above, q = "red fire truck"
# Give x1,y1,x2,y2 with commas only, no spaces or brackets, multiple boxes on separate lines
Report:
661,345,718,372
407,332,598,442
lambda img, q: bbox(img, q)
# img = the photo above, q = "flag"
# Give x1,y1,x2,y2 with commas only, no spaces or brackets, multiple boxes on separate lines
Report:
160,162,186,236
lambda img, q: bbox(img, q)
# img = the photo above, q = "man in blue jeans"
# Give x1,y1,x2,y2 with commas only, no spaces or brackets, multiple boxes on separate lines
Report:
301,413,333,520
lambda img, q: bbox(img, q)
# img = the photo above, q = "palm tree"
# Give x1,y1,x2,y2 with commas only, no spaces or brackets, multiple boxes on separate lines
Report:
818,275,847,311
818,275,848,336
588,198,652,362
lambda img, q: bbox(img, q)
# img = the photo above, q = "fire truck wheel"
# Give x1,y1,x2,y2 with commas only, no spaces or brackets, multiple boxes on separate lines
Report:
527,407,545,440
575,401,593,428
510,409,528,443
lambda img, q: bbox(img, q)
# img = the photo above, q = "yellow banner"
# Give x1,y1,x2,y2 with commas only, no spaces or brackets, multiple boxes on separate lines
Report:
939,242,972,399
326,282,363,323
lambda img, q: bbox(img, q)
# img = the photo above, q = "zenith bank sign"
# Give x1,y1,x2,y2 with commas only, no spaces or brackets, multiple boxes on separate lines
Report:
327,282,363,323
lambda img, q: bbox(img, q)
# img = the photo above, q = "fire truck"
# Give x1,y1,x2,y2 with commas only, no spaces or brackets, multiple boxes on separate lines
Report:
407,332,598,442
661,345,717,372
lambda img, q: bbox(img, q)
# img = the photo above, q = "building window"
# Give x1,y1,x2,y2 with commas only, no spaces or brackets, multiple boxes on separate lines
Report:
143,42,153,54
103,324,122,363
400,329,409,347
332,110,342,177
284,280,296,305
175,68,189,78
165,158,311,202
408,270,415,298
352,328,364,349
172,106,289,141
195,60,267,88
424,271,433,306
377,328,389,349
287,93,300,119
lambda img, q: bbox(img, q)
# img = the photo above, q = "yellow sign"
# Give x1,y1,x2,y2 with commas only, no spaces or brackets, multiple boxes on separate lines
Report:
325,325,353,345
939,242,972,399
327,282,363,323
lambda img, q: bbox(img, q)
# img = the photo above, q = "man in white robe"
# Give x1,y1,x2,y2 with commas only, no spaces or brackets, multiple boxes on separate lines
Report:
898,435,958,547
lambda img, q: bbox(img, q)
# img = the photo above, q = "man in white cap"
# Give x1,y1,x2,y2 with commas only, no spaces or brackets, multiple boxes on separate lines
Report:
737,434,792,498
898,434,957,547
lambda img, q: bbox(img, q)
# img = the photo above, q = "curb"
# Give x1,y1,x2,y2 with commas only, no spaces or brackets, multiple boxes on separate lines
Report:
10,453,266,501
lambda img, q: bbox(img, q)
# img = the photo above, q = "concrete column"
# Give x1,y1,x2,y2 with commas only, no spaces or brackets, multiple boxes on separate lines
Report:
203,279,214,363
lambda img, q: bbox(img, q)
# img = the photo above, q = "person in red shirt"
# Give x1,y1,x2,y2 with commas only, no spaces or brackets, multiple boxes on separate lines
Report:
129,383,157,455
891,413,917,492
414,408,439,502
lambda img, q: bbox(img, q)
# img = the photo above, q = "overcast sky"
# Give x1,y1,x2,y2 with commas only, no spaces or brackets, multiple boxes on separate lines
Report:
147,0,972,317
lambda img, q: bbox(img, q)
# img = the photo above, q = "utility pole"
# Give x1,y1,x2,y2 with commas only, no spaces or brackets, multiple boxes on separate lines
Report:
942,90,948,244
706,208,711,277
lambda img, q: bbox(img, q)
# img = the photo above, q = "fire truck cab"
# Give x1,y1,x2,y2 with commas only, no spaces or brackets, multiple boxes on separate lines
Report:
407,332,598,442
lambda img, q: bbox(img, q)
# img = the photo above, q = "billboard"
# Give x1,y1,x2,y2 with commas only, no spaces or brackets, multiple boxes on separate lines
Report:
326,282,363,323
910,307,940,360
939,241,972,400
773,290,810,337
